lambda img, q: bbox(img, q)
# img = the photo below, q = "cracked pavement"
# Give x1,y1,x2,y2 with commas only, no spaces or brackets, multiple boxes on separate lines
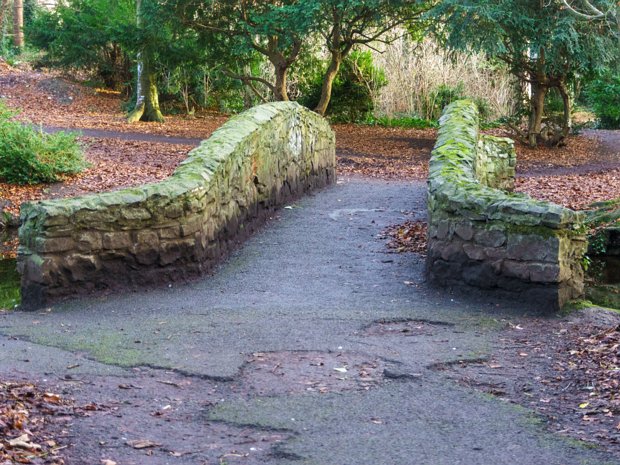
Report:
0,177,617,464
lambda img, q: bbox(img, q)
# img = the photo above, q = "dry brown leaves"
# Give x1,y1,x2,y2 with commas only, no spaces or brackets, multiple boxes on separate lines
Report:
0,68,227,139
46,138,193,200
335,124,435,179
380,220,428,256
515,170,620,211
567,325,620,426
0,382,70,464
1,235,19,259
0,137,193,219
509,132,606,171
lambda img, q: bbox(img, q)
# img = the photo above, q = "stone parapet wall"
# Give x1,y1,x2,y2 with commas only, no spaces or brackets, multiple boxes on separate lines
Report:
18,102,336,308
427,100,586,310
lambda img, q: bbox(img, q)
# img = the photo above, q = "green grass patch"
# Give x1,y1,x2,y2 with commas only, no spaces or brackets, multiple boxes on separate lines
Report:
0,102,88,184
0,258,20,310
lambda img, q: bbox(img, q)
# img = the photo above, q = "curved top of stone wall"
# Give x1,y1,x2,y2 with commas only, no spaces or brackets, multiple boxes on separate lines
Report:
428,100,582,229
18,101,336,308
20,102,331,226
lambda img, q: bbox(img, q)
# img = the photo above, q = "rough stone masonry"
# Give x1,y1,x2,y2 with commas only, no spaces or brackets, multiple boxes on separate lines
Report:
17,102,336,308
427,100,587,311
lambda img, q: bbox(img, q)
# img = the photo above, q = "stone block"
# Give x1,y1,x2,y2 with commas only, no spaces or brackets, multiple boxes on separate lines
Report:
121,207,152,221
436,220,451,240
440,242,466,262
181,218,203,237
136,231,159,248
43,225,75,238
158,226,181,240
102,232,132,250
429,258,462,283
463,243,486,261
506,234,558,262
65,254,100,282
42,215,69,227
474,229,506,248
462,262,499,288
502,260,530,281
164,204,183,219
529,263,560,283
77,231,103,252
35,236,76,253
454,222,474,241
159,241,183,266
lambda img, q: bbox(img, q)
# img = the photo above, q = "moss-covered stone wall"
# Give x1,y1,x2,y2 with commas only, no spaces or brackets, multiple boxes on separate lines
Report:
18,102,336,308
427,100,586,310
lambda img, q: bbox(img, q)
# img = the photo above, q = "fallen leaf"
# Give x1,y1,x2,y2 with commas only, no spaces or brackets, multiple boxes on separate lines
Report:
127,439,162,449
8,434,42,451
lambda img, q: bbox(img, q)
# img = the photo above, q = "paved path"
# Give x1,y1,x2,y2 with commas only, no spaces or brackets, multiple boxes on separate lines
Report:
42,125,204,145
0,178,617,464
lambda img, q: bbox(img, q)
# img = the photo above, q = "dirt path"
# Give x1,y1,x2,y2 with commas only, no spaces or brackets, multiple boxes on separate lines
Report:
42,126,204,146
0,178,618,465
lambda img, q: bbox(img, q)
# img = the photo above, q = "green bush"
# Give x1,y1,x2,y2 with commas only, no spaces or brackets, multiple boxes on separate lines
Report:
300,50,387,123
586,75,620,129
364,115,438,129
426,82,465,120
424,83,493,122
0,104,87,185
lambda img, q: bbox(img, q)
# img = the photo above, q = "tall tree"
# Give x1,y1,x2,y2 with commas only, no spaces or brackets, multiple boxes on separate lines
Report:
307,0,426,116
434,0,615,146
169,0,313,102
14,0,24,49
127,0,164,123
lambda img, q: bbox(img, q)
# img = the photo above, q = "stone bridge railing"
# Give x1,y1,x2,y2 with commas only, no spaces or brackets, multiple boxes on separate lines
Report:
427,100,586,310
18,102,336,308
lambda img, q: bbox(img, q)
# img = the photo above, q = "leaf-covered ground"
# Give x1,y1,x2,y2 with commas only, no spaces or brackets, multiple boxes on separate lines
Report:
0,381,73,465
439,310,620,453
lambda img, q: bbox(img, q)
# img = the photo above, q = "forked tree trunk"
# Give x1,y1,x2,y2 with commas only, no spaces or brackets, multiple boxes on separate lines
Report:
314,52,342,116
13,0,24,49
527,84,547,147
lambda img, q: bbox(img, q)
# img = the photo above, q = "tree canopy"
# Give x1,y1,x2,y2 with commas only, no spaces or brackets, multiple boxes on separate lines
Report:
434,0,616,145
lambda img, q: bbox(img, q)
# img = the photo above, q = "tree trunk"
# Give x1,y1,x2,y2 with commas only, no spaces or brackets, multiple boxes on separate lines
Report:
127,0,164,123
127,53,164,123
558,80,572,138
527,84,547,147
273,62,289,101
13,0,24,49
314,52,342,116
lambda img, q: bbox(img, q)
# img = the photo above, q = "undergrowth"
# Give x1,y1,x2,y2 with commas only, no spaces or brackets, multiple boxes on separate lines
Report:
0,103,87,184
364,115,438,129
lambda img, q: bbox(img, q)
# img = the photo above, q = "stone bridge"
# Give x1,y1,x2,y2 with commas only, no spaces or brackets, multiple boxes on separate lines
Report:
17,102,335,308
